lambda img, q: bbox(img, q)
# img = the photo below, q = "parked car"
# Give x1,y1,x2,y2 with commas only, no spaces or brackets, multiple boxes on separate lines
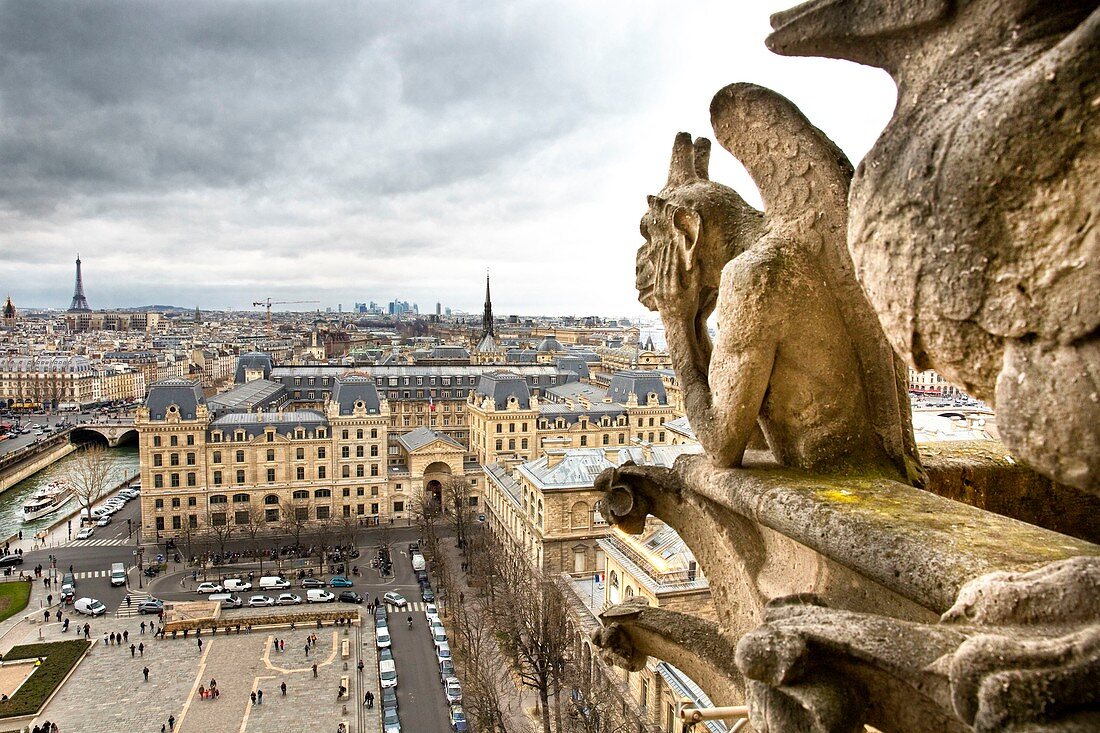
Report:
74,597,107,616
421,586,435,603
276,593,302,606
223,579,252,592
450,704,468,731
444,676,463,705
75,527,94,540
328,576,353,588
376,626,391,649
382,686,398,711
382,706,401,733
424,603,438,621
439,659,455,683
306,589,335,603
0,554,24,567
138,599,164,615
432,628,448,648
379,648,393,662
301,577,325,589
247,594,276,607
196,582,223,594
210,593,243,608
95,515,111,527
436,643,452,666
383,592,407,608
379,659,398,689
338,591,363,604
374,606,387,622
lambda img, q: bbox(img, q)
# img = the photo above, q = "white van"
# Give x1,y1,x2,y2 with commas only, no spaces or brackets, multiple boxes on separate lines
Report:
378,659,398,689
109,562,127,587
258,576,290,590
209,593,243,608
411,553,426,572
223,578,252,592
306,589,335,603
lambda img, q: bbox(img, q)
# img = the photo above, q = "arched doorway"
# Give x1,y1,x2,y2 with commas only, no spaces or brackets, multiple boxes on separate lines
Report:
423,461,453,507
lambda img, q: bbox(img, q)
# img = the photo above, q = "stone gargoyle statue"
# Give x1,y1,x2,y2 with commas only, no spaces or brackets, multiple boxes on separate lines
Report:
637,83,923,486
766,0,1100,492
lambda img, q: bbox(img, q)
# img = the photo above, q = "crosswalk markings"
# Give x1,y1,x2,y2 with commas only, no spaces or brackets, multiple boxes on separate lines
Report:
73,570,110,579
115,590,153,618
69,538,129,547
385,601,426,613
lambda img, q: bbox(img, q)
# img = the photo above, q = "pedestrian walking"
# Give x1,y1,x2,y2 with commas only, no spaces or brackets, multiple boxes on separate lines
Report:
143,666,150,682
357,660,364,674
304,643,309,656
139,642,144,656
43,610,49,623
130,643,136,657
312,662,318,678
257,689,263,705
279,639,284,652
47,593,52,606
169,715,175,731
55,609,61,622
104,633,110,645
141,621,146,634
123,630,128,642
273,637,279,652
250,691,257,705
280,681,286,696
125,595,131,607
84,624,90,640
197,638,203,652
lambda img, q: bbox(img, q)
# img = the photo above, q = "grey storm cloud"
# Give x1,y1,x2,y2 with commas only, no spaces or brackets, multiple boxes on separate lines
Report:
0,1,896,314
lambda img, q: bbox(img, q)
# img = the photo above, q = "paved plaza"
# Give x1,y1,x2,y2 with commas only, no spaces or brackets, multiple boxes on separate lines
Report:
20,612,374,733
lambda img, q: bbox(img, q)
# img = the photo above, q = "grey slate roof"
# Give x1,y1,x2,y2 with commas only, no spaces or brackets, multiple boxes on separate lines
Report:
554,355,590,379
607,370,668,405
538,402,625,426
330,375,382,415
429,345,471,359
535,336,564,353
207,379,288,417
473,372,532,409
234,352,274,384
397,426,465,452
209,410,328,438
546,382,608,403
145,379,206,420
505,350,537,364
665,416,695,440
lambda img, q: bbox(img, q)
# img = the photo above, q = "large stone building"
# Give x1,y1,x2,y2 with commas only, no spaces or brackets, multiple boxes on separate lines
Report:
467,370,680,465
0,355,143,409
135,375,479,541
481,444,700,575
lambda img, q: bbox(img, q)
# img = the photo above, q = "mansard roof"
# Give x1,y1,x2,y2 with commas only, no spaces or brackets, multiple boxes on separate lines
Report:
607,370,668,405
330,375,382,415
145,379,206,420
474,372,533,409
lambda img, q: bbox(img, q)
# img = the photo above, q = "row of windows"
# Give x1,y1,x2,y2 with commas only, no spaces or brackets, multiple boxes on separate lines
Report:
152,501,405,531
151,434,195,447
153,485,394,511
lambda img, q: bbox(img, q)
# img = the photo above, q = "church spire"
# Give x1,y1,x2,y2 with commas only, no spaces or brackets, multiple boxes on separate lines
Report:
482,270,494,339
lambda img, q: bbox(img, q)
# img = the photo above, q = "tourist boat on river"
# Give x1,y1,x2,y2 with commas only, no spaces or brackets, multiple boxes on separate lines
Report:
22,480,75,522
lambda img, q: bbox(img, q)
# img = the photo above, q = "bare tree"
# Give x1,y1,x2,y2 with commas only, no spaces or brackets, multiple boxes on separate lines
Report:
337,513,360,554
242,504,268,573
68,443,113,526
453,597,517,733
205,508,236,562
485,536,572,733
311,513,339,576
562,662,639,733
444,475,473,549
280,499,309,552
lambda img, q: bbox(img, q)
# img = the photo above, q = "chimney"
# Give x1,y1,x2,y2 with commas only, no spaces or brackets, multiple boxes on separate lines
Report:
545,450,566,469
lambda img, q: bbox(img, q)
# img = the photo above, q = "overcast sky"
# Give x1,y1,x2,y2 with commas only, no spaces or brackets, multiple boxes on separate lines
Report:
0,0,896,317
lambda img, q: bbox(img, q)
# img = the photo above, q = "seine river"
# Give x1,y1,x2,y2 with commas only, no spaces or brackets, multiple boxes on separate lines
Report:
0,444,139,542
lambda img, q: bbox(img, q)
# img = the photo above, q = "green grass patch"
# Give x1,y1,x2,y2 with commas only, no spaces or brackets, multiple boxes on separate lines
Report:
0,639,91,718
0,583,31,624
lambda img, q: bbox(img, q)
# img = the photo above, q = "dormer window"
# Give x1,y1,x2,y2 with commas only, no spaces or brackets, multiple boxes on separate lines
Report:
235,431,245,442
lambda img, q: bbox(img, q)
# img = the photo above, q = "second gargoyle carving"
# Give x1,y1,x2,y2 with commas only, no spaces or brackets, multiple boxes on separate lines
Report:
637,83,923,485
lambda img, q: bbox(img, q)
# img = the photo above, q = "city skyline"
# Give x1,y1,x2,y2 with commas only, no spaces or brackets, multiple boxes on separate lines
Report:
0,1,896,315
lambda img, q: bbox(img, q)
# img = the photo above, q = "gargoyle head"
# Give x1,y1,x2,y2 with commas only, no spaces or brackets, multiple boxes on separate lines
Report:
637,133,761,313
765,0,953,71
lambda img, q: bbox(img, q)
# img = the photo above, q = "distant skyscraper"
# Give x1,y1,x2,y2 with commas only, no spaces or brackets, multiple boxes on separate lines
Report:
68,254,91,312
436,302,441,316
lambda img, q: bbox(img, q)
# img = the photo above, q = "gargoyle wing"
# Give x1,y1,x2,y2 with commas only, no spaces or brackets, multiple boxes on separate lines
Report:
710,83,924,486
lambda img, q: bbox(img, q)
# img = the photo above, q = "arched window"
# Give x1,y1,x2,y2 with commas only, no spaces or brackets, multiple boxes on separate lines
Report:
232,493,250,503
292,490,309,500
314,488,331,498
495,439,503,451
571,501,590,529
357,429,363,440
235,450,245,462
341,466,350,478
370,428,377,439
610,570,619,588
264,494,279,505
209,494,228,505
521,438,528,450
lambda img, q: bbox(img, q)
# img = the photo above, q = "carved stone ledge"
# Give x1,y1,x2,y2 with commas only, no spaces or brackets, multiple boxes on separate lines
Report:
736,557,1100,733
591,597,745,706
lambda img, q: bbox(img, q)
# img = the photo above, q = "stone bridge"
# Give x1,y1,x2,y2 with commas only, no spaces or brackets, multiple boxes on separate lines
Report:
71,419,138,447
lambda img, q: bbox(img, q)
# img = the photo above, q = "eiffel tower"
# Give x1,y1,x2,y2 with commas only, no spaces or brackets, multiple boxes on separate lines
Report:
68,254,91,312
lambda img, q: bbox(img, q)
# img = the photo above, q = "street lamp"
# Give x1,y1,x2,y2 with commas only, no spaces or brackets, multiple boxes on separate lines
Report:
136,547,145,589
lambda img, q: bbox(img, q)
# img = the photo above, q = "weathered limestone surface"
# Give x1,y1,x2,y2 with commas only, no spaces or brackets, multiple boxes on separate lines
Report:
637,84,923,486
767,0,1100,492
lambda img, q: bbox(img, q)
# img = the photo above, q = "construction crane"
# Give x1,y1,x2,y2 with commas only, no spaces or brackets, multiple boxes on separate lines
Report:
253,298,320,334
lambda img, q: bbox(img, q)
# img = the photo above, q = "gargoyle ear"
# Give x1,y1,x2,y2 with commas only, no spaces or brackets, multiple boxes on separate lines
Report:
693,138,711,180
647,195,667,210
672,207,702,271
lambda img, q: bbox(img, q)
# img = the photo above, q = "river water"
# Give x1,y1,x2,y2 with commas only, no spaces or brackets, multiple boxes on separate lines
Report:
0,445,139,542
